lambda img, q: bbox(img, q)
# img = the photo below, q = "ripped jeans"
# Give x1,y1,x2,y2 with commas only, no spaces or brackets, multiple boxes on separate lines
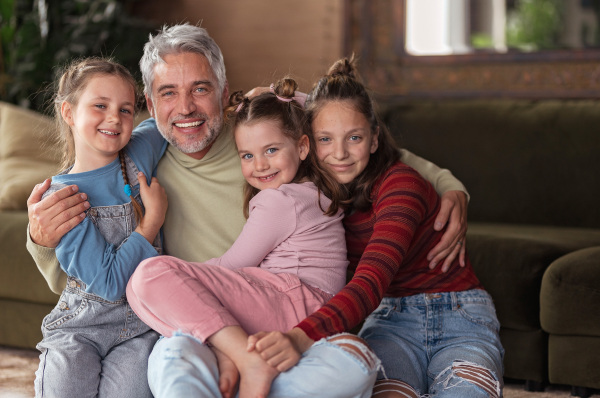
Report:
359,289,504,397
147,332,380,398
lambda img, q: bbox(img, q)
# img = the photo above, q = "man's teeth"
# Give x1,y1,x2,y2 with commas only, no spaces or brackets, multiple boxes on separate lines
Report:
99,130,118,135
175,121,204,128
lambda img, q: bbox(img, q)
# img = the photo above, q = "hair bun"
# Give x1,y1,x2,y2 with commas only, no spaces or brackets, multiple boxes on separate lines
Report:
327,55,357,78
272,77,298,100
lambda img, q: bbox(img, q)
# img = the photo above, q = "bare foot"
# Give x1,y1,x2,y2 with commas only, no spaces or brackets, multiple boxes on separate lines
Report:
238,352,280,398
211,347,239,398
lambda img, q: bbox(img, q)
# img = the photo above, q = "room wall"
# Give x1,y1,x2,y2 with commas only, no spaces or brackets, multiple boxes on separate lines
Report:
133,0,346,93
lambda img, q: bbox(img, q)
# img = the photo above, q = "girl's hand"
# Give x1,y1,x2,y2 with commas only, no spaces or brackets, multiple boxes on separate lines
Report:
247,329,309,372
135,172,167,244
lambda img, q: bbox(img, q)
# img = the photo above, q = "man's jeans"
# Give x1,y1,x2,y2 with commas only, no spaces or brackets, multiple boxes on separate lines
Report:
148,332,380,398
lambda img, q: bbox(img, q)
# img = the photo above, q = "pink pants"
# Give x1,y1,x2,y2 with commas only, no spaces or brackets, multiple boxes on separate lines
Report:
126,255,333,341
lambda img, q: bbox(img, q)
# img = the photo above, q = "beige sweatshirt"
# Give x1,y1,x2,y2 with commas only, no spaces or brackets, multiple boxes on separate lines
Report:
28,126,468,294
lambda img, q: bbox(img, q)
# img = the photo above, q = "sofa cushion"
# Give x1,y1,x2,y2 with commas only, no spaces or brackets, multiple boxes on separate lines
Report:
0,211,57,305
0,102,61,210
468,223,600,331
384,99,600,229
540,246,600,336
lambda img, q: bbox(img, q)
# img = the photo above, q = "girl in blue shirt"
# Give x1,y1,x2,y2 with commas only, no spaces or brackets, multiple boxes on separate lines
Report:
34,57,168,398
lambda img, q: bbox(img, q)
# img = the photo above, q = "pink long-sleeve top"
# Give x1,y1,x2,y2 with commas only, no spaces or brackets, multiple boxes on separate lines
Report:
204,182,348,295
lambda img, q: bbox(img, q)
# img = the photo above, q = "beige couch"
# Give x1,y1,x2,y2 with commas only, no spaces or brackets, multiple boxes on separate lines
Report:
0,102,62,348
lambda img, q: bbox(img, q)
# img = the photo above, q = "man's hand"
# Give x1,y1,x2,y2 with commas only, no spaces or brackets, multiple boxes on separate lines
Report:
427,190,468,272
244,87,269,99
27,179,89,247
247,328,313,372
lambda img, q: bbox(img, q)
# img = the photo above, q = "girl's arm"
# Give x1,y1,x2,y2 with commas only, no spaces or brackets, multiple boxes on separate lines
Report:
56,216,158,301
26,118,166,295
295,168,429,341
128,118,169,176
204,188,296,269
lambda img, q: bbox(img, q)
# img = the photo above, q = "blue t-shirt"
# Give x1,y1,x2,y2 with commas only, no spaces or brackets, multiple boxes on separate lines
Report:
49,119,167,301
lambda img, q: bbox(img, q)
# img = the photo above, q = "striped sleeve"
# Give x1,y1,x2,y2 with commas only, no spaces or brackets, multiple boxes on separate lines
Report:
296,165,431,340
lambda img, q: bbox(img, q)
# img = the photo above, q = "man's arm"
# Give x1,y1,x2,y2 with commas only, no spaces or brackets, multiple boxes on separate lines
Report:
26,226,67,294
400,148,469,197
400,148,468,271
26,179,88,294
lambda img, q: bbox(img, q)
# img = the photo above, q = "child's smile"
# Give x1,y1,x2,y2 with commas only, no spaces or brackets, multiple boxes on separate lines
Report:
63,74,135,173
235,119,309,191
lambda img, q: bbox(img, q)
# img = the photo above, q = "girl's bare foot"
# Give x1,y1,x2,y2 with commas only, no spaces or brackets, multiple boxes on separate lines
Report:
211,347,239,398
238,351,280,398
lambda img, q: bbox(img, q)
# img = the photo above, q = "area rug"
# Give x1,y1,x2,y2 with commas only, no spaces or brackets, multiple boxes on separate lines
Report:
0,345,595,397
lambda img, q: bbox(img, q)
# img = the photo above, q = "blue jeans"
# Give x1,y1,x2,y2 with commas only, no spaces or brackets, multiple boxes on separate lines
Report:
359,289,504,397
35,278,159,398
147,332,380,398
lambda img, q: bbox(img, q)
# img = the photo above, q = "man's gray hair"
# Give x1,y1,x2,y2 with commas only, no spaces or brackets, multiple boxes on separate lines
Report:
140,23,227,98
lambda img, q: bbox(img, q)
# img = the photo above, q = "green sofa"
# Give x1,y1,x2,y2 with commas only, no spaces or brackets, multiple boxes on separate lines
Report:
2,99,599,395
384,99,600,396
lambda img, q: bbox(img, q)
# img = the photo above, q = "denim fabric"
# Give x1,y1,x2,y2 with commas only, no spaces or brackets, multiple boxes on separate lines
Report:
148,332,379,398
359,289,504,397
35,278,159,397
35,154,160,398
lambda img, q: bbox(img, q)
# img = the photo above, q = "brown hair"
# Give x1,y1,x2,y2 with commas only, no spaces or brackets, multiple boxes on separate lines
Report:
53,57,143,222
227,77,347,218
305,55,400,212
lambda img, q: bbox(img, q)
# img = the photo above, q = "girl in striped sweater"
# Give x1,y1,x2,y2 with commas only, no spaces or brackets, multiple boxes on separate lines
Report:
254,57,505,398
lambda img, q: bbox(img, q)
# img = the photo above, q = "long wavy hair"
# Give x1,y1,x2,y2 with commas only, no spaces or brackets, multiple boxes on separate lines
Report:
305,56,400,212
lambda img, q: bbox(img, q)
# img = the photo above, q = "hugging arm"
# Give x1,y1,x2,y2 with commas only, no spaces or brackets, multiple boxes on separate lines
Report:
26,180,88,294
400,148,469,271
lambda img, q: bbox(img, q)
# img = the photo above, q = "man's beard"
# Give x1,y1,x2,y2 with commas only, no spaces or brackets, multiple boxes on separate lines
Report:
159,112,223,155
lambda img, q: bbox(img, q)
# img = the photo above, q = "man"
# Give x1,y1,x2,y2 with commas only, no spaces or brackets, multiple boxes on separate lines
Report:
27,24,469,397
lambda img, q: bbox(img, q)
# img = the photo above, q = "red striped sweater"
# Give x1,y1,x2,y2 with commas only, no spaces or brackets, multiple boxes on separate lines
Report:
296,161,482,340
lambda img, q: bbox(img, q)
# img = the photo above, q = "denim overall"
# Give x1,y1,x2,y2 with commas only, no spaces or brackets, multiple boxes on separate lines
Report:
35,153,160,398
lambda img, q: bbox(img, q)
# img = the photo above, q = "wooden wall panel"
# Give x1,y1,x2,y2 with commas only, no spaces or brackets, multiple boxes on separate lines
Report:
134,0,346,93
346,0,600,103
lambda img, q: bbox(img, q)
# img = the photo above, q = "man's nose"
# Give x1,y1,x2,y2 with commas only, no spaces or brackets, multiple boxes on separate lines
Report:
178,92,197,115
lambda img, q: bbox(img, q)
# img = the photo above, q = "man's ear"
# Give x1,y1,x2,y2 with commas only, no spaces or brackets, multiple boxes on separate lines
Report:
146,94,155,118
221,81,230,108
61,102,74,126
370,126,380,154
298,134,310,161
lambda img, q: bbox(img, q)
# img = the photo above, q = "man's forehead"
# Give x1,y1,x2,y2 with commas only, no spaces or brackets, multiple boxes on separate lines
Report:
152,52,217,87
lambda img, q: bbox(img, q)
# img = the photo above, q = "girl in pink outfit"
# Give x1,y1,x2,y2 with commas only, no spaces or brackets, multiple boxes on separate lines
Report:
126,77,373,398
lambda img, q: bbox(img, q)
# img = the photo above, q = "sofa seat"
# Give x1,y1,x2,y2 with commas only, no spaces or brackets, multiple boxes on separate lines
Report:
540,246,600,392
0,211,56,348
468,223,600,383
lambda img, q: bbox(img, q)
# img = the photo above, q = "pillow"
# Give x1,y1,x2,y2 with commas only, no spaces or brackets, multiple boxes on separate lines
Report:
0,102,62,210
